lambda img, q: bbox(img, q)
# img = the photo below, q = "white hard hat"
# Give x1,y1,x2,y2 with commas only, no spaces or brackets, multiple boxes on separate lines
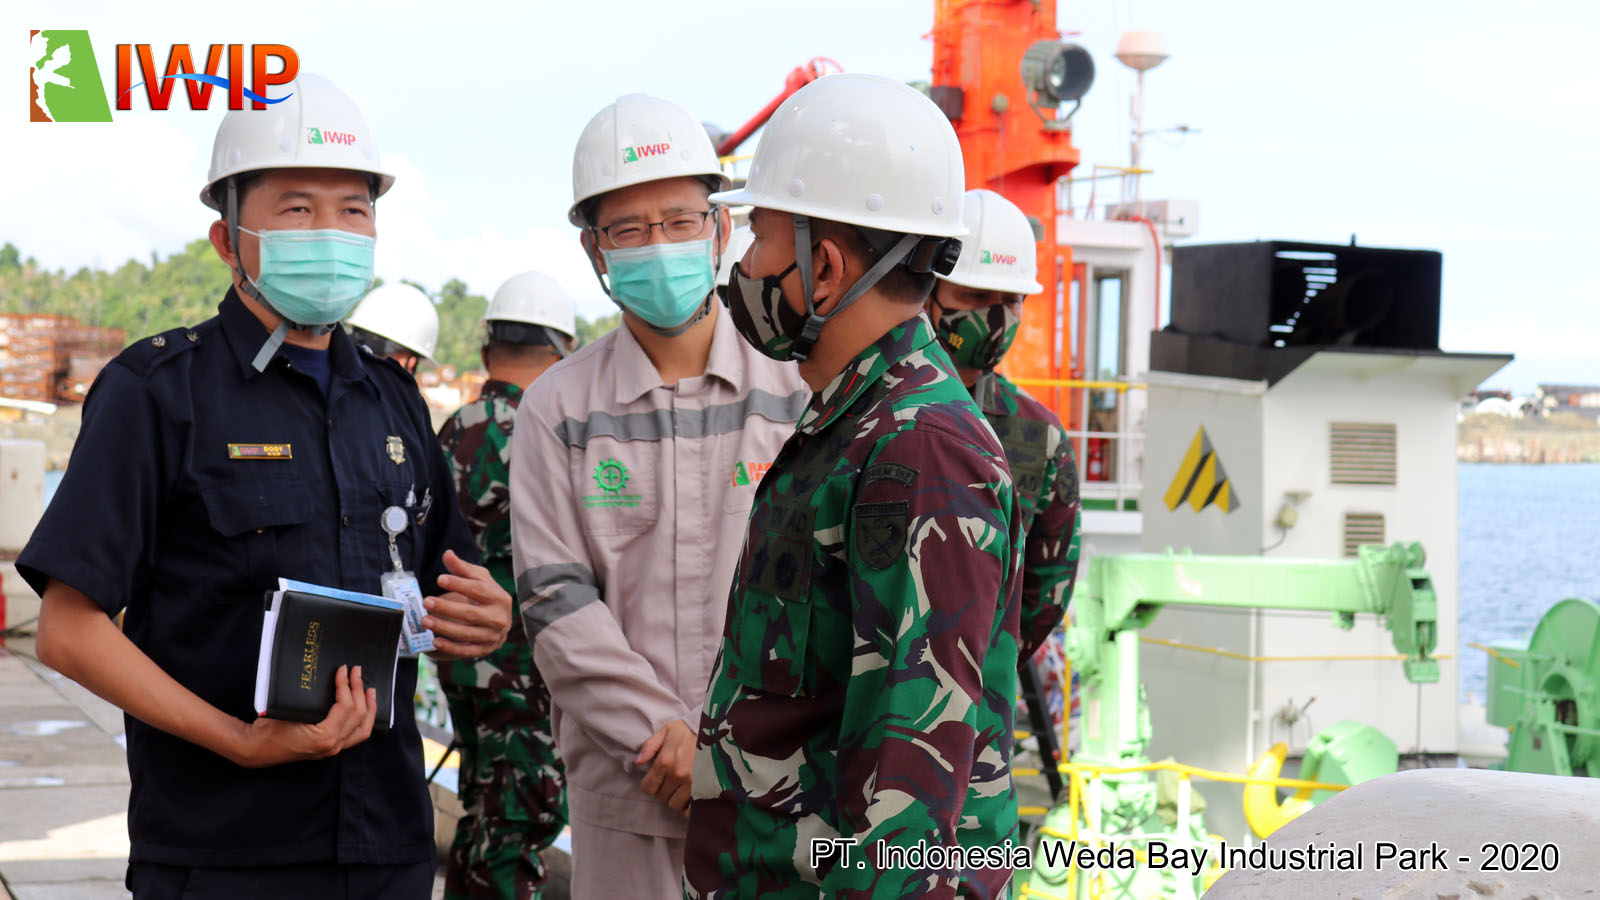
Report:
346,284,439,361
200,72,395,210
716,226,756,288
486,271,577,338
939,190,1044,294
710,73,967,239
569,93,730,226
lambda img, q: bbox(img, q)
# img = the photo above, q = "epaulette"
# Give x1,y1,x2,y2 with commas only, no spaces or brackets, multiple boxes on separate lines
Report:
113,319,216,379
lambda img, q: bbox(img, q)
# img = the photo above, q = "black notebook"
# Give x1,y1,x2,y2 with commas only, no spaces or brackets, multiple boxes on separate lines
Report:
253,578,405,732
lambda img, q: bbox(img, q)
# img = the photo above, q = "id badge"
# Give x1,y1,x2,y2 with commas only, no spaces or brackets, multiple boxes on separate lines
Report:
385,568,435,657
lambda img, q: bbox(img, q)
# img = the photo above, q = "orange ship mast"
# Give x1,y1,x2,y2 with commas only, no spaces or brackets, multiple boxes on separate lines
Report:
930,0,1093,424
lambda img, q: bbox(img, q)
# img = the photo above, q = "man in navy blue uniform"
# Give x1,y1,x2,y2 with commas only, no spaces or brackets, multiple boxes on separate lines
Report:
16,73,512,899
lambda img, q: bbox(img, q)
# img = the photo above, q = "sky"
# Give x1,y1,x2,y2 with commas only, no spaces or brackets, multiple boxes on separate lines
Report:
5,0,1597,393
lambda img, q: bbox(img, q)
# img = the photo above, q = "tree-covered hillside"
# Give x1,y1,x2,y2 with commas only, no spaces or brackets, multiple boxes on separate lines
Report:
0,241,619,374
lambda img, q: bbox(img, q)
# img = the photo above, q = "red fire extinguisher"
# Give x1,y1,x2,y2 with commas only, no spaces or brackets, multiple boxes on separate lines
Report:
1086,438,1109,482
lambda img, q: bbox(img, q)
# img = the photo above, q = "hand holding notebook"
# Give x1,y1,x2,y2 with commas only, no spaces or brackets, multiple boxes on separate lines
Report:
253,578,405,735
234,663,379,768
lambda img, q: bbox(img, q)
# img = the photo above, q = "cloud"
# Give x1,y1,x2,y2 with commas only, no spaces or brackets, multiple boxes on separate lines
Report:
1442,317,1600,392
1,114,213,271
374,152,612,318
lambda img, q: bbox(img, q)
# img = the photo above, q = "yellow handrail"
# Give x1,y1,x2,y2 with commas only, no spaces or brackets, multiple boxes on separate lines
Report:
1141,635,1455,665
1007,377,1147,391
1067,164,1155,183
1056,758,1352,794
1019,756,1344,898
1469,641,1522,669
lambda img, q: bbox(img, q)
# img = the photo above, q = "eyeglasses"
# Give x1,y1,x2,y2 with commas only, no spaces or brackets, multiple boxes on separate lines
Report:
591,208,718,248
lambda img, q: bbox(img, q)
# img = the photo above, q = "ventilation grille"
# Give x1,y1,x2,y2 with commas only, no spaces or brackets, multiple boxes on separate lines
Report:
1343,512,1386,557
1330,422,1396,485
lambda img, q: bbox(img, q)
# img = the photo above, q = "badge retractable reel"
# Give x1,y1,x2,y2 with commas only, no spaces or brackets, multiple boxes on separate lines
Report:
382,505,435,656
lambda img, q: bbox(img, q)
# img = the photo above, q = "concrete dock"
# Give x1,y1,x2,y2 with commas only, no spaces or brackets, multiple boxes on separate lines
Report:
0,637,472,899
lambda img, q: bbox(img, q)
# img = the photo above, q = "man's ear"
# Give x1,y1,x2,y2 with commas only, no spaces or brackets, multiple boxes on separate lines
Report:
808,237,849,318
208,219,237,268
716,207,733,256
580,229,607,275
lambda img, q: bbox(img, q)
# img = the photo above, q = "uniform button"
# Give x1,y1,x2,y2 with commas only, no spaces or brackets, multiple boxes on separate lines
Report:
341,515,351,527
151,336,166,348
186,331,198,342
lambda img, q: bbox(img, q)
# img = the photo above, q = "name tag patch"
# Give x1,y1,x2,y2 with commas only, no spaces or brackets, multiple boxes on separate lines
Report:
228,443,292,460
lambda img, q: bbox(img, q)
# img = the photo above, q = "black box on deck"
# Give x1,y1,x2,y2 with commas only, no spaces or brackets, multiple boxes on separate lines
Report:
1169,241,1441,351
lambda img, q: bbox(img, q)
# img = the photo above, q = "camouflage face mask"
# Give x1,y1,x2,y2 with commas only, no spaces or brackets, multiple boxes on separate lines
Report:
932,298,1022,370
726,259,808,362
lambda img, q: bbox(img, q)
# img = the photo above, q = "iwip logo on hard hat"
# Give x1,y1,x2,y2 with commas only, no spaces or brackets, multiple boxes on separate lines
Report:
981,250,1018,267
622,142,672,163
308,127,357,146
29,29,298,122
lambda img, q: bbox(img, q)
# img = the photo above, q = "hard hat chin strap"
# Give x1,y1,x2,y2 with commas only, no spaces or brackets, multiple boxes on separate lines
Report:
789,214,920,363
545,326,572,359
225,179,336,372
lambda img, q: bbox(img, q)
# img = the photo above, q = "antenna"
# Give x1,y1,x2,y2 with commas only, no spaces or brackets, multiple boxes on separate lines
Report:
1116,30,1170,204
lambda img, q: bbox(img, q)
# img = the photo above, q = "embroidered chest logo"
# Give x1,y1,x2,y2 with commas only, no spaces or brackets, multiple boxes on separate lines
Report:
386,435,406,465
731,460,773,487
584,457,641,509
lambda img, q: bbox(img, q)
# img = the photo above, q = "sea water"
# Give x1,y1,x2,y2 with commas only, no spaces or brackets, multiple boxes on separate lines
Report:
1458,463,1600,702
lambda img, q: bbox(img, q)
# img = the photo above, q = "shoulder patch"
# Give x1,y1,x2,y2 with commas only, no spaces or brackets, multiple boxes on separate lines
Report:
114,321,212,378
863,461,919,487
853,499,909,570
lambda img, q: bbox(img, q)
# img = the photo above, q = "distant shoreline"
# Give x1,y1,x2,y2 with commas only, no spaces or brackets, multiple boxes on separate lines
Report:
1458,413,1600,464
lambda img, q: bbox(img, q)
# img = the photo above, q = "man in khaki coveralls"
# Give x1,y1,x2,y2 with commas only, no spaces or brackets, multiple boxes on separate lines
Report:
508,93,809,898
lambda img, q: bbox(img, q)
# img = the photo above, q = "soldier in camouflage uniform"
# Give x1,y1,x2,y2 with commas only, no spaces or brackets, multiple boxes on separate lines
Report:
688,74,1025,900
926,190,1082,663
436,272,577,900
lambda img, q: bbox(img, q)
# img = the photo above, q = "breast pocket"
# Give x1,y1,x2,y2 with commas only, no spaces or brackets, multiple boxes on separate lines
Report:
725,500,815,697
571,440,659,536
197,474,315,598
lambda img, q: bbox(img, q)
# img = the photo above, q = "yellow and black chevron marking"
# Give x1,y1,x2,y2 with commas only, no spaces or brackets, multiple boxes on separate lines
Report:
1164,426,1238,513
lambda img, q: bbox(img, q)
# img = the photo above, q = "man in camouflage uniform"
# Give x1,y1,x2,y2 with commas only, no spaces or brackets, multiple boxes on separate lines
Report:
926,189,1082,663
687,74,1024,900
436,271,578,900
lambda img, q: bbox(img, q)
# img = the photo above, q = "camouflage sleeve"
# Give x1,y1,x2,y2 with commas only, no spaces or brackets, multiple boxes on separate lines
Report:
826,427,1015,899
1018,427,1081,661
437,411,468,503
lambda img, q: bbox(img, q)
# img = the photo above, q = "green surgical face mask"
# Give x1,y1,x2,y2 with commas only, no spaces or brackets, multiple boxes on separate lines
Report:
602,239,715,333
240,227,377,326
932,297,1022,370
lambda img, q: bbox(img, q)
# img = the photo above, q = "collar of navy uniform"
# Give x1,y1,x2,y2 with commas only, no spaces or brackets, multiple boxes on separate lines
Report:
217,288,373,389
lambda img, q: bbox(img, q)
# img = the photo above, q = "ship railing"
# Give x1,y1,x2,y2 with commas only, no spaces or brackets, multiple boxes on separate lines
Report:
1015,759,1354,900
1008,378,1146,514
1060,163,1156,220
